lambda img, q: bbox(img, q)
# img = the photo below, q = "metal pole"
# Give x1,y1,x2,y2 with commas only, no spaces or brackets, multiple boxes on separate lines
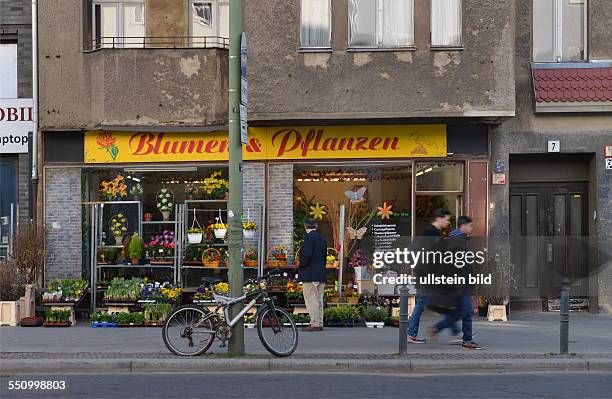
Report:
337,205,345,296
398,285,409,355
31,0,39,228
560,277,570,354
227,0,244,356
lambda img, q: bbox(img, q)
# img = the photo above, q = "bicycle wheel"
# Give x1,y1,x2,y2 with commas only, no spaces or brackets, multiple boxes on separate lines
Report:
162,305,216,356
256,305,298,357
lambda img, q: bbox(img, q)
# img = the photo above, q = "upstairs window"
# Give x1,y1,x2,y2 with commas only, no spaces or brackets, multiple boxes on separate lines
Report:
93,1,145,48
431,0,462,47
0,43,18,98
533,0,586,62
190,0,229,47
348,0,414,48
300,0,331,48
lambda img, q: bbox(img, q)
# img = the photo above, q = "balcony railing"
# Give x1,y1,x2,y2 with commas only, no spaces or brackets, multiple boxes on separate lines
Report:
84,36,229,51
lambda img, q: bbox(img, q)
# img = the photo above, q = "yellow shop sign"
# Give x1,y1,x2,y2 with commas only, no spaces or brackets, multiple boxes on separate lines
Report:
84,125,446,163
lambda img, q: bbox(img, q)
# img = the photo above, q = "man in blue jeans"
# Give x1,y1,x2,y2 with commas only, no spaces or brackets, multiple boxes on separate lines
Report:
407,209,450,344
428,216,483,350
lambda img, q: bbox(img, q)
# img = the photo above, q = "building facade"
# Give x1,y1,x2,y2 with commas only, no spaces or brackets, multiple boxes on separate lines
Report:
0,0,33,258
37,0,612,312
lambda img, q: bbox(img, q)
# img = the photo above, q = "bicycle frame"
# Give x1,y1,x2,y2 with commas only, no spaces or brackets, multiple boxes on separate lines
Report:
210,288,277,329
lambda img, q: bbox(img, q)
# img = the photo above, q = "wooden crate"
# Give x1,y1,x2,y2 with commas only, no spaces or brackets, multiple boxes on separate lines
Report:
0,301,20,326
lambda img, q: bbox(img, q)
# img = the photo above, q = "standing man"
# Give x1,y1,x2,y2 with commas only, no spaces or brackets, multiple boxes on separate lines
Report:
407,208,451,343
298,218,327,332
429,216,483,349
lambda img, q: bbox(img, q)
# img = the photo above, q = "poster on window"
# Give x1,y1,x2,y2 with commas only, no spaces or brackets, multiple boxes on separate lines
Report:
0,98,33,154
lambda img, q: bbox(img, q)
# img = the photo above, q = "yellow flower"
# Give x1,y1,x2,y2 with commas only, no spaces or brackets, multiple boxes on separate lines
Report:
309,203,327,220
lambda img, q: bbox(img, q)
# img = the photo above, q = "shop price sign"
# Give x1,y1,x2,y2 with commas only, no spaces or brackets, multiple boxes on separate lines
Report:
84,124,446,163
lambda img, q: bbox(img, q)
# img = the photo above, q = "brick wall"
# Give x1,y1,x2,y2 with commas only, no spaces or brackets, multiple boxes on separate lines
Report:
44,168,82,283
17,153,30,225
267,163,294,262
242,162,265,248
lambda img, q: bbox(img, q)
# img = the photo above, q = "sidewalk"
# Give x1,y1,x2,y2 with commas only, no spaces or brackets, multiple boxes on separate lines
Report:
2,312,612,373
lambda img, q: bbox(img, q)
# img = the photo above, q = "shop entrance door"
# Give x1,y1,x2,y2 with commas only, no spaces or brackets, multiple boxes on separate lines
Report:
509,183,589,300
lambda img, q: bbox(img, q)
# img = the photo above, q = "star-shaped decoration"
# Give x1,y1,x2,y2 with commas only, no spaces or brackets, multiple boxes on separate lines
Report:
376,202,393,220
309,203,327,220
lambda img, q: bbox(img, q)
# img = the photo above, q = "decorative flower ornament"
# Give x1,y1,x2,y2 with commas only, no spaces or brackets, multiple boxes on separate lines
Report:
376,202,393,220
309,203,327,220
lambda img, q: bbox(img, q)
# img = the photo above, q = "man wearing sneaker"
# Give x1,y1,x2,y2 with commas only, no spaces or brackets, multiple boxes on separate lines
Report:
407,209,451,344
428,216,483,350
298,218,328,332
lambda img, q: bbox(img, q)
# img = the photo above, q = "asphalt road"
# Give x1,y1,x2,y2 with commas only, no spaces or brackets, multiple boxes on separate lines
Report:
1,372,611,399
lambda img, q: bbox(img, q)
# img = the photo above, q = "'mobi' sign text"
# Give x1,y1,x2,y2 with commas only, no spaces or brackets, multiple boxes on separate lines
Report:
0,98,33,154
84,125,446,163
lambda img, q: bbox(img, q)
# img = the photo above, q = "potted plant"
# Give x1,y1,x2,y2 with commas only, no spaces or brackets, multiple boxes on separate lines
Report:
144,213,153,222
242,221,257,239
362,305,388,328
343,285,360,305
202,247,223,268
243,247,258,268
193,285,213,302
183,245,204,266
43,309,72,327
200,170,229,200
286,281,304,304
324,287,340,304
211,221,228,239
186,227,203,244
326,248,339,269
244,313,256,328
99,175,128,201
268,245,287,267
129,182,143,202
213,282,229,296
146,231,175,265
156,188,174,221
185,182,199,200
127,233,145,265
324,305,360,327
109,213,128,245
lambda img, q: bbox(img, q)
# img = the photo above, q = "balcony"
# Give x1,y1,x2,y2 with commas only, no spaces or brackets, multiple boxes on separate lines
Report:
84,36,229,52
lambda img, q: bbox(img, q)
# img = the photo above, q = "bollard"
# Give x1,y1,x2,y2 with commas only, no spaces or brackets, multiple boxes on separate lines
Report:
560,278,570,354
398,285,409,355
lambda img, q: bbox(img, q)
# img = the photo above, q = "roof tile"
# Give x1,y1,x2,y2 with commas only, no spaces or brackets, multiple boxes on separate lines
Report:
533,66,612,103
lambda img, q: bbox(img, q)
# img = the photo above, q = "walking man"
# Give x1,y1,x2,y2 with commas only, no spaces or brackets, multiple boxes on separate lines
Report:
429,216,483,350
407,208,451,343
298,218,327,332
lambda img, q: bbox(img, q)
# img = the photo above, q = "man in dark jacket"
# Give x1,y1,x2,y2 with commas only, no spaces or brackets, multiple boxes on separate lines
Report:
298,218,327,332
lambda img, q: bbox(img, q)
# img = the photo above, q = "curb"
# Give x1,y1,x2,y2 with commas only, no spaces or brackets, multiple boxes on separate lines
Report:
2,357,611,374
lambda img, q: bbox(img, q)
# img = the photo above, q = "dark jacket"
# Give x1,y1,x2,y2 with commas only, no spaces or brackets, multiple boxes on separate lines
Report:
298,230,327,283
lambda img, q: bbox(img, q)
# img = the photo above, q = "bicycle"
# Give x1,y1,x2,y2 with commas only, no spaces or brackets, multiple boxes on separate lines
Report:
162,271,298,357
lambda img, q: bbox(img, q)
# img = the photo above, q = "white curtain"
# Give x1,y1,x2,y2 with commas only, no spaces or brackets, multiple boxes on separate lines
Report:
382,0,414,47
431,0,461,46
301,0,331,48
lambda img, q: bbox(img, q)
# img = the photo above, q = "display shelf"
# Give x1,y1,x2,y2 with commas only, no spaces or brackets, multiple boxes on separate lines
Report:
142,221,178,225
181,266,229,270
187,199,228,203
96,263,175,269
186,242,227,247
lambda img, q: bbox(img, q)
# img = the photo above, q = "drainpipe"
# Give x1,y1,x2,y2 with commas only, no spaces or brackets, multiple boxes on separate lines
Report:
30,0,39,227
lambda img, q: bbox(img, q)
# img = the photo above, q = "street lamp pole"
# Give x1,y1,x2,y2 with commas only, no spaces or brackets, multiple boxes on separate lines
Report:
227,0,244,355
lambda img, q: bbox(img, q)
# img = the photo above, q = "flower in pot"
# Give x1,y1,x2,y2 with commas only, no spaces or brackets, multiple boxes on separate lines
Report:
146,230,175,264
202,247,222,267
109,213,128,245
127,233,145,265
100,175,128,201
213,282,229,296
324,287,340,303
343,286,360,304
211,222,228,239
184,182,198,200
186,227,203,244
200,170,229,200
242,221,257,239
144,213,153,222
129,182,143,201
193,285,213,301
156,188,174,221
268,245,287,267
286,281,304,303
243,247,258,267
326,248,339,269
362,305,388,328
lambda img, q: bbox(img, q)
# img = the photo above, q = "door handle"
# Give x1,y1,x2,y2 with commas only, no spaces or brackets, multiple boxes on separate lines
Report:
547,243,553,262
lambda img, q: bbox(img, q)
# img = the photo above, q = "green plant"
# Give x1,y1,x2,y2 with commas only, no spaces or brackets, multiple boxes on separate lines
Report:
100,312,115,323
292,313,311,324
89,312,102,323
131,312,145,325
286,291,304,301
45,309,71,323
109,213,128,237
114,312,132,324
127,233,145,260
185,245,205,262
324,305,360,325
156,188,174,212
103,277,143,302
362,305,388,322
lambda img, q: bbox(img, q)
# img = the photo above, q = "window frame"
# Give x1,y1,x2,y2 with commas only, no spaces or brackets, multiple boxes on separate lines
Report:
188,0,229,45
92,0,146,49
347,0,415,50
299,0,332,51
532,0,588,63
430,0,463,49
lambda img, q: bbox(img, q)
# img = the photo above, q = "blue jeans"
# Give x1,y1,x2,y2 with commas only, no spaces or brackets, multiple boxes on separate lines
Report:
407,295,429,337
433,292,473,342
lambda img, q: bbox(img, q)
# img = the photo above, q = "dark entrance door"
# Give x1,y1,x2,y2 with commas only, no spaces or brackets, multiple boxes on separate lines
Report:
509,183,589,300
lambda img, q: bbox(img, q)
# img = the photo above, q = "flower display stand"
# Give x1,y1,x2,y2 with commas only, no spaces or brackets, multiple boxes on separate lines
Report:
42,303,76,326
106,305,131,314
487,305,508,322
0,301,20,326
291,305,309,315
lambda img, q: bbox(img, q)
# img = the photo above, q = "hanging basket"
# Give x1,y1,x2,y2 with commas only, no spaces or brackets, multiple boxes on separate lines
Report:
202,247,222,268
243,229,256,239
187,233,203,244
326,247,339,269
213,228,227,239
